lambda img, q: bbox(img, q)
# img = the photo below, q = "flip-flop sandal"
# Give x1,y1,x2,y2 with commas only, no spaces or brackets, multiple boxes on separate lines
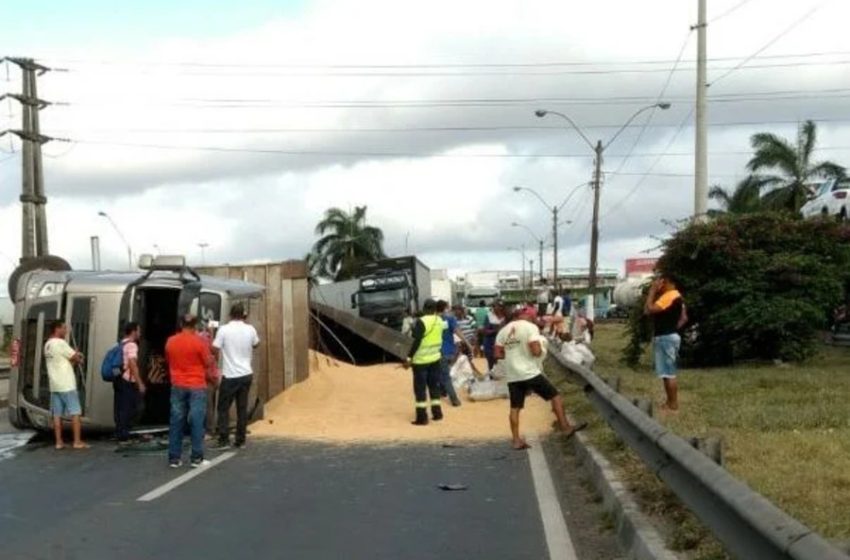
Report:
512,442,532,451
564,422,589,440
72,444,91,450
55,445,65,450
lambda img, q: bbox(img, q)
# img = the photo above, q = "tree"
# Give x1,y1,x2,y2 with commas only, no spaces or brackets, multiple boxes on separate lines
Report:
707,175,768,216
746,120,845,213
311,206,386,281
623,214,850,367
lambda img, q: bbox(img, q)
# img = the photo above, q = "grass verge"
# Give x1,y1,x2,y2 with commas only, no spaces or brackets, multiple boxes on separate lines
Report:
550,322,850,559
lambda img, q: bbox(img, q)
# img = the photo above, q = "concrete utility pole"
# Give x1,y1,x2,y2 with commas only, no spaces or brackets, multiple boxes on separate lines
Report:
552,206,559,292
694,0,709,218
3,58,52,260
587,140,603,316
198,242,209,265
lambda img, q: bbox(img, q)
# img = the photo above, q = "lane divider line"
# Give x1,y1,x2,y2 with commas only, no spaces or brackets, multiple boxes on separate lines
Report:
137,451,237,502
526,433,579,560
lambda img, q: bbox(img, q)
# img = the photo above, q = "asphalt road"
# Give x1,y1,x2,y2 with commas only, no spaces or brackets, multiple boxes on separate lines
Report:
0,419,624,560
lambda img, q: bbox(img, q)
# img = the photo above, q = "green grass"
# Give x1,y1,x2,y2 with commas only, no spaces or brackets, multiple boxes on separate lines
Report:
551,322,850,557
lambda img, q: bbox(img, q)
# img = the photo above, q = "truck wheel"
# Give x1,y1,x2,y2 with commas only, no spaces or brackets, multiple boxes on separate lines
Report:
6,255,72,299
840,208,847,222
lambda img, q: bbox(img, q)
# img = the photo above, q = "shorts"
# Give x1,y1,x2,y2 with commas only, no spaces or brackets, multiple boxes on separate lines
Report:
508,374,559,409
51,390,82,417
654,334,681,378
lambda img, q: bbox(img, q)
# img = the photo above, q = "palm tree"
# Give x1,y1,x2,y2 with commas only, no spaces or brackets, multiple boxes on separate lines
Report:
707,175,768,216
312,206,386,281
746,120,845,213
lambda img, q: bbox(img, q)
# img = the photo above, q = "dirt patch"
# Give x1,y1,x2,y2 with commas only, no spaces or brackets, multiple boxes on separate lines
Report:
252,352,556,444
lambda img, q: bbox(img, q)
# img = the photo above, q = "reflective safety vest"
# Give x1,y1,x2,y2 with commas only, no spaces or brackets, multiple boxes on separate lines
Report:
412,314,444,365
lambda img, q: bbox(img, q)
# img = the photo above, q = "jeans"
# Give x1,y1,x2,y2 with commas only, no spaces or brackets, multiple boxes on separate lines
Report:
217,375,253,445
113,377,139,442
412,361,442,407
169,387,207,462
439,356,461,404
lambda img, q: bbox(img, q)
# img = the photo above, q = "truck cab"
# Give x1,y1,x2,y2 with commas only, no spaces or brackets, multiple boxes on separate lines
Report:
7,255,263,431
352,269,416,330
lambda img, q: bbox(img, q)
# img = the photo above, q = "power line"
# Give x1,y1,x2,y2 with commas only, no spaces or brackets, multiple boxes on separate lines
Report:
709,0,758,24
708,4,824,87
602,108,696,219
608,30,694,185
39,116,850,135
48,138,850,159
40,59,850,78
37,49,850,70
50,88,850,110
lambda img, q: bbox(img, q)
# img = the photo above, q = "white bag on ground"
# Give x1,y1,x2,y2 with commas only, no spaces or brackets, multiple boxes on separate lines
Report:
451,354,475,391
489,361,507,380
560,341,595,368
468,378,509,401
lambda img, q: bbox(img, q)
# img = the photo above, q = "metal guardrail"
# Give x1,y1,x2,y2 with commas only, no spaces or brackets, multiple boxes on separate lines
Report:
545,345,849,560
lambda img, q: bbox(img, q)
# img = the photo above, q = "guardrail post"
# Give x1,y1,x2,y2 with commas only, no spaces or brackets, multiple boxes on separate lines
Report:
632,397,653,418
688,436,724,466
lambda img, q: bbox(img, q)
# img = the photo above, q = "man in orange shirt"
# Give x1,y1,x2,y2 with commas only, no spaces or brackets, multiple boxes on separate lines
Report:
165,314,214,468
645,276,688,413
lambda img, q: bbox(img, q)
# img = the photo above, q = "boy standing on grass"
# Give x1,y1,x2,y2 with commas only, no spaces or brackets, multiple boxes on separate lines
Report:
44,320,88,450
645,275,688,413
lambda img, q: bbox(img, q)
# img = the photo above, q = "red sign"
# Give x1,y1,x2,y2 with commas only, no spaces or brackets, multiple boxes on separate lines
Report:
10,338,20,367
625,258,658,277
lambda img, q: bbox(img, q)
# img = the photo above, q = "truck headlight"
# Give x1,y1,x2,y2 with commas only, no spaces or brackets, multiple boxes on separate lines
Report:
37,282,64,298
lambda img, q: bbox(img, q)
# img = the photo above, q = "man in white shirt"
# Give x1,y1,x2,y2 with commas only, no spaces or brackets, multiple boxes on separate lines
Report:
44,320,88,450
495,307,585,450
212,303,260,449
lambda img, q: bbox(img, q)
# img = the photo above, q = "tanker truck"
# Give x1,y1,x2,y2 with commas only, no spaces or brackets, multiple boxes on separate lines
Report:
609,277,650,318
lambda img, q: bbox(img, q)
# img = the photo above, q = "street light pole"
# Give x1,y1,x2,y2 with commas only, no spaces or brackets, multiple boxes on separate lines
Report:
536,102,670,319
511,222,546,283
198,242,209,266
97,211,133,270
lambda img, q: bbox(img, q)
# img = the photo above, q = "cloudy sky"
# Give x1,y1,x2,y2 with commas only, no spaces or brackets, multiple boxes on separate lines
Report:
1,0,848,283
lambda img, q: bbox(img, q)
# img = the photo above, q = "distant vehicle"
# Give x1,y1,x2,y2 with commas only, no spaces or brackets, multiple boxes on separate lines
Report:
463,271,501,306
7,255,263,432
431,278,454,306
606,303,630,319
801,178,849,221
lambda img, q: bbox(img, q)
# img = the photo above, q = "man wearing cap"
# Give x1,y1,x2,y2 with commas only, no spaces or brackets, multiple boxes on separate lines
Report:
404,299,445,425
165,314,215,468
495,306,586,450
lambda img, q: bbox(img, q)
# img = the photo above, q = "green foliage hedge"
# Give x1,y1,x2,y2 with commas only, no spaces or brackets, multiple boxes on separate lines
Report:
624,214,850,367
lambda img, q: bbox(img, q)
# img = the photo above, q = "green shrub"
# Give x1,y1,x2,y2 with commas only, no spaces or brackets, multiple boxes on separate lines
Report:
624,214,850,366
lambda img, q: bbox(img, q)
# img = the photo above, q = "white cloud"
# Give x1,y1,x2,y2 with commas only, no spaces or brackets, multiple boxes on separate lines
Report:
1,0,849,283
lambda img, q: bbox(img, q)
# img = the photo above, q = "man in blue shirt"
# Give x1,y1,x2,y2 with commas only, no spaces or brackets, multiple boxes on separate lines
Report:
436,300,464,407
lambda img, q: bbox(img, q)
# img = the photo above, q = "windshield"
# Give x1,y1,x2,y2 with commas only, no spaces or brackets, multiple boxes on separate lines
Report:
359,288,407,307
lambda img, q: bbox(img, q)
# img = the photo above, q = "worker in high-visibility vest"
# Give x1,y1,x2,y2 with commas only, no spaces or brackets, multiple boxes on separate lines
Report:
404,299,445,425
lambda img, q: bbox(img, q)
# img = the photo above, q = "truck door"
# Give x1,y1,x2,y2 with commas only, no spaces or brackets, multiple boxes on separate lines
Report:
19,278,66,410
66,295,95,414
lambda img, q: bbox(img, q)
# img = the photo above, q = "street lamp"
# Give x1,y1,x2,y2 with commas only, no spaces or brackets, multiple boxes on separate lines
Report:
511,222,546,283
198,242,209,266
513,182,584,293
536,102,671,318
97,210,133,270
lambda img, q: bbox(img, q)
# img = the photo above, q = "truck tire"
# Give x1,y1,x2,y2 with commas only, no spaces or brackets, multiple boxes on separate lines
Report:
6,255,72,299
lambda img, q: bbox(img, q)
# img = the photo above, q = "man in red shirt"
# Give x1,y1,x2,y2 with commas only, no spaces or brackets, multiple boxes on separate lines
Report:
165,314,214,468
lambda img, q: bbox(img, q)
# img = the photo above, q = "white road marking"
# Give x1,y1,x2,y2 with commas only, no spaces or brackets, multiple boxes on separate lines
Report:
137,451,236,502
0,431,36,463
526,433,579,560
